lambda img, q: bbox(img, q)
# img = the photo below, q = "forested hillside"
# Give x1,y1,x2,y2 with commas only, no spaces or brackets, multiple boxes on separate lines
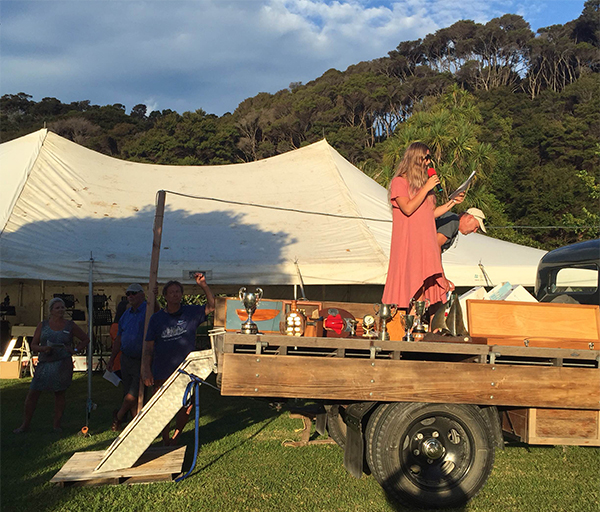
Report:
2,1,598,250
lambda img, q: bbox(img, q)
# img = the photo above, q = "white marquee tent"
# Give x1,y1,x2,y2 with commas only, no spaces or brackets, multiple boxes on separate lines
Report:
1,129,546,288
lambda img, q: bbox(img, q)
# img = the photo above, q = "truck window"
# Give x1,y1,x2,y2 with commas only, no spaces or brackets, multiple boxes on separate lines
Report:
552,265,598,294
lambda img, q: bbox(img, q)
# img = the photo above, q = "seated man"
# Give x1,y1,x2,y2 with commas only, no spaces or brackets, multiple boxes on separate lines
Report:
436,207,487,253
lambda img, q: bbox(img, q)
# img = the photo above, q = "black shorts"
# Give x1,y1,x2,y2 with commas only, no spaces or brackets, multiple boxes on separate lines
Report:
120,353,142,398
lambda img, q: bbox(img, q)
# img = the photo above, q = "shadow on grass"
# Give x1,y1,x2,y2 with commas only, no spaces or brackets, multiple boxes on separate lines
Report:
1,375,135,512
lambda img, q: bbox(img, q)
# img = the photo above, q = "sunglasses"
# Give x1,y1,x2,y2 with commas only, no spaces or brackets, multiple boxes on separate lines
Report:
126,291,140,296
423,154,432,162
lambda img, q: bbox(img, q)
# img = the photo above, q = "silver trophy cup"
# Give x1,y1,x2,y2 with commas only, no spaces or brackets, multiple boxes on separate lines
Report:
239,287,263,334
402,314,415,342
410,298,430,334
375,303,398,341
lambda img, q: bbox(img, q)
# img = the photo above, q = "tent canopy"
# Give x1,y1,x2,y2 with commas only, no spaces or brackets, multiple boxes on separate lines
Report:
0,129,546,287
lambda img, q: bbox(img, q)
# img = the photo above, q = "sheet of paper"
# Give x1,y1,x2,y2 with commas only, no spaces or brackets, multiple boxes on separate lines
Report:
449,170,476,200
103,369,121,387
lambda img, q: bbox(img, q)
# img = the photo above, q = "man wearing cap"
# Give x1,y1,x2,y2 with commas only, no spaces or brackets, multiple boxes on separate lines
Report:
436,207,487,253
107,283,149,431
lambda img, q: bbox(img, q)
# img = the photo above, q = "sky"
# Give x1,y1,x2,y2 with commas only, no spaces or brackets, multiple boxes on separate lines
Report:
0,0,587,116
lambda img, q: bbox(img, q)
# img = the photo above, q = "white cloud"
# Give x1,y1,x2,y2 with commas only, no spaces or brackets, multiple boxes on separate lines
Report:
0,0,585,116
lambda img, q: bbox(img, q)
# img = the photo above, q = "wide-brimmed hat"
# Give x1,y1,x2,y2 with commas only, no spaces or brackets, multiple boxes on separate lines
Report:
466,207,487,233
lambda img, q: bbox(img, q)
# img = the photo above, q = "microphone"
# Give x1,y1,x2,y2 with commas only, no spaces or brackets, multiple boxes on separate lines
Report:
427,167,443,194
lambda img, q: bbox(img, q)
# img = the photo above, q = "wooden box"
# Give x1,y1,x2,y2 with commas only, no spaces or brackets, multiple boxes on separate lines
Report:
0,361,21,379
467,300,600,349
503,408,600,446
214,296,284,334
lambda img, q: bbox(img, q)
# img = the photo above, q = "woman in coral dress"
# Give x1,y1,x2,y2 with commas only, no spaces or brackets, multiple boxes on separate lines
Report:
382,142,460,309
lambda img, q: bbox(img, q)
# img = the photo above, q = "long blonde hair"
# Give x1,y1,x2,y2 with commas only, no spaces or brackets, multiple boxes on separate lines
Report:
390,142,430,196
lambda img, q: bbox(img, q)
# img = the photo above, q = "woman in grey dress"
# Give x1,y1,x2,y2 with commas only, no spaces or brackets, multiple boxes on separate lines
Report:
13,298,90,433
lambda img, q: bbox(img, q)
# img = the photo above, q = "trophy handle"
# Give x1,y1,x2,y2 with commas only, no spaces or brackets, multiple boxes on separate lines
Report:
424,299,431,308
255,288,263,300
390,305,398,318
373,303,380,313
239,287,247,301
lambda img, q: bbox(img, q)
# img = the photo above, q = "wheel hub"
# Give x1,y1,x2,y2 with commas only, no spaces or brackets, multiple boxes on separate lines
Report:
422,438,444,459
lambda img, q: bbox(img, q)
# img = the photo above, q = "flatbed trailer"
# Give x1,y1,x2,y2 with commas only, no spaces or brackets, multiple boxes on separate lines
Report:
93,297,600,508
211,329,600,508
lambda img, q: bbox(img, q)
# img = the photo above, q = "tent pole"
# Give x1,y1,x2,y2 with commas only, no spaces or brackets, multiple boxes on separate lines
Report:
294,261,307,300
86,254,94,429
137,190,166,414
40,280,46,322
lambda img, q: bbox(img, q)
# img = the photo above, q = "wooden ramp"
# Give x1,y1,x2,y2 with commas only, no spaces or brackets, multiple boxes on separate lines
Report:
95,350,215,473
51,446,185,487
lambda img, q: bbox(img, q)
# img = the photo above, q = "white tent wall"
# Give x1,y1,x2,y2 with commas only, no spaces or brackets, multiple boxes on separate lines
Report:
1,129,547,305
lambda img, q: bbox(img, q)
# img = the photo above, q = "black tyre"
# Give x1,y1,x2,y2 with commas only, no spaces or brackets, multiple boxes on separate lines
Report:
369,402,495,509
326,405,347,448
365,403,392,480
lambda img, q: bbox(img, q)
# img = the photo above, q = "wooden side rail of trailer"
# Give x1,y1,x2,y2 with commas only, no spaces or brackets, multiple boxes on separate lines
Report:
215,332,600,411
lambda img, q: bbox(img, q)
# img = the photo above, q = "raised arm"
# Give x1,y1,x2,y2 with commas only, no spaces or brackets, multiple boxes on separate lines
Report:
195,272,215,315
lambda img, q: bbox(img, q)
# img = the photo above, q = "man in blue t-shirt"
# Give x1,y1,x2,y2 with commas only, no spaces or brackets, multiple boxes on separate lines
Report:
142,273,215,445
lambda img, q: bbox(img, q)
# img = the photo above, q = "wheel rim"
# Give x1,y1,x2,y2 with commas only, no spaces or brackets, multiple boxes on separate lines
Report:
399,413,474,491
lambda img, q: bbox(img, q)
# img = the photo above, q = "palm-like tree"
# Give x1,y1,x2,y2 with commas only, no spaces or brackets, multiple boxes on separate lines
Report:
383,87,496,212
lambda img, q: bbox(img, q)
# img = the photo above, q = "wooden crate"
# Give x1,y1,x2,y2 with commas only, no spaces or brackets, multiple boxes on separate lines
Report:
0,360,21,379
467,300,600,349
215,296,285,334
503,408,600,446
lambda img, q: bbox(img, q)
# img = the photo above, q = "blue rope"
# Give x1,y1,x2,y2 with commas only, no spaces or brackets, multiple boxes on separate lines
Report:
174,369,203,483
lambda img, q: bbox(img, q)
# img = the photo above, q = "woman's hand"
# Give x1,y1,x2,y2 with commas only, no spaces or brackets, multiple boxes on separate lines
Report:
424,174,440,192
453,192,465,204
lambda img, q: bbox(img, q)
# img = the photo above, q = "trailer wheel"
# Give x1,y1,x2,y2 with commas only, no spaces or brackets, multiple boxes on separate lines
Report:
369,402,495,509
326,405,347,448
365,403,392,480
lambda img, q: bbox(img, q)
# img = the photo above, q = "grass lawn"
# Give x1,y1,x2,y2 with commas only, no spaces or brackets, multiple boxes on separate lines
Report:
1,373,599,512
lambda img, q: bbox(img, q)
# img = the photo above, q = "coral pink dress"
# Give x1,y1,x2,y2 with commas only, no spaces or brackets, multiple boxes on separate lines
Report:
382,176,447,308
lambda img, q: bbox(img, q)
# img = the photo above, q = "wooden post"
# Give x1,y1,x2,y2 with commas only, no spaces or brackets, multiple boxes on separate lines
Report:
137,190,166,414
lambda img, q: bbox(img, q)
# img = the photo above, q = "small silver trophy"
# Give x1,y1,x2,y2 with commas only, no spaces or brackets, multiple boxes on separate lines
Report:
238,287,263,334
375,303,398,341
402,314,415,342
410,298,430,334
362,314,376,339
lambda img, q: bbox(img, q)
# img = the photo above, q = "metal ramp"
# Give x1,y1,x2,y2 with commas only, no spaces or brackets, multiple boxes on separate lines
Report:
95,349,216,473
